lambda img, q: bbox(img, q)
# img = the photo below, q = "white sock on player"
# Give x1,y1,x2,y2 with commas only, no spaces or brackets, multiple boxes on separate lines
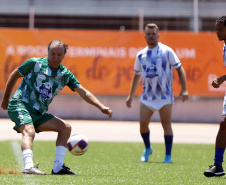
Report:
53,146,67,173
23,149,34,169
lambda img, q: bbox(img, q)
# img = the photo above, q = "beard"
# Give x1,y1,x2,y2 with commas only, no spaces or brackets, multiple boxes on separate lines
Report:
148,40,158,47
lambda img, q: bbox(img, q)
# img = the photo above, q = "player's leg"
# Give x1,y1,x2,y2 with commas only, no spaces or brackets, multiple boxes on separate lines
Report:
215,115,226,168
18,124,47,175
159,104,173,163
37,116,71,147
37,116,77,175
18,124,35,169
8,101,47,175
139,102,154,162
204,115,226,177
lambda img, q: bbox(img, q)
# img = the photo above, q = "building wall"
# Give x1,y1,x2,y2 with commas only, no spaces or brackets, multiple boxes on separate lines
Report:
0,0,225,31
0,0,225,18
0,94,222,123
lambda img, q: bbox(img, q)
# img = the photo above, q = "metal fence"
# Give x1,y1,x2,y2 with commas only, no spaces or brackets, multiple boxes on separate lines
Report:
0,0,223,31
0,15,217,31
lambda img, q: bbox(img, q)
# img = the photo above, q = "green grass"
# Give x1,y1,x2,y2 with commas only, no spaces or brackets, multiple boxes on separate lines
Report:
0,141,225,185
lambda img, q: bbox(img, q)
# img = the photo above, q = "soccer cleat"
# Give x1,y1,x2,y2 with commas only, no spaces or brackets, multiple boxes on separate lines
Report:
21,164,47,175
52,164,78,175
140,147,153,162
163,155,172,163
204,164,225,177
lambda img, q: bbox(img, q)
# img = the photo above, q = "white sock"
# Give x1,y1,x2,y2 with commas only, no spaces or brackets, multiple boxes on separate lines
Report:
22,149,34,169
53,146,67,173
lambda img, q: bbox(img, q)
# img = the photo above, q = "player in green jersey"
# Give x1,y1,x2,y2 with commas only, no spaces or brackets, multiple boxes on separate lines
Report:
1,40,113,175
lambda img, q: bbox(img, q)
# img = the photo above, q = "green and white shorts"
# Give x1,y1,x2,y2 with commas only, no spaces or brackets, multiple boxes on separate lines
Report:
8,100,54,133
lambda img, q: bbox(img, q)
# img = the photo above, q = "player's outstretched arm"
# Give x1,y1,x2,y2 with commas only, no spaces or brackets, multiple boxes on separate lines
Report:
74,86,113,118
212,75,226,88
1,69,22,110
176,66,188,102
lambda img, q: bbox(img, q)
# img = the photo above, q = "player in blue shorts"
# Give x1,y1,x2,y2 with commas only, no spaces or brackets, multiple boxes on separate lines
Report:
126,23,188,163
1,40,112,175
204,16,226,177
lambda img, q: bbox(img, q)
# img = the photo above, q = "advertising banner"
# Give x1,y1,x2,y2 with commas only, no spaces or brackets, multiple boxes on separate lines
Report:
0,28,225,97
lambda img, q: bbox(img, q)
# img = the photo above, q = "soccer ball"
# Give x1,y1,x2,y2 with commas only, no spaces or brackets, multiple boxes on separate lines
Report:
67,134,89,156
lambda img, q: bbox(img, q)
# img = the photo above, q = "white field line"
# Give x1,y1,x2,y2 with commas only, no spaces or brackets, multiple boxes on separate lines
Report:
11,141,39,184
11,141,23,169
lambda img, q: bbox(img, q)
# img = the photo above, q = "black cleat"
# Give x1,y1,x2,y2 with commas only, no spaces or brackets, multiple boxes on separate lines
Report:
51,164,78,175
204,164,225,177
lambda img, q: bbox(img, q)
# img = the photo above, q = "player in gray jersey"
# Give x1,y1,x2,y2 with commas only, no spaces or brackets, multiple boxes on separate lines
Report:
126,23,188,163
1,40,112,175
204,16,226,177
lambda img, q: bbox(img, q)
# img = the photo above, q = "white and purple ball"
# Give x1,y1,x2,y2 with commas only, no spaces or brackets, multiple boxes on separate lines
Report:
67,134,89,156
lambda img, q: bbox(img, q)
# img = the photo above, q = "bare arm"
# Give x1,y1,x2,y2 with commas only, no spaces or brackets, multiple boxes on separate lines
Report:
73,86,112,118
126,73,142,108
212,75,226,88
1,68,22,110
176,66,188,102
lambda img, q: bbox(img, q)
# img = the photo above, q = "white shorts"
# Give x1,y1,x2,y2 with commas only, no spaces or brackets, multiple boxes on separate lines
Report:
140,98,173,112
222,94,226,115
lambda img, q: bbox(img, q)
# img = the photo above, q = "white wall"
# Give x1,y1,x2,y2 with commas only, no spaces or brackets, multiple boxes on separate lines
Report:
0,94,222,123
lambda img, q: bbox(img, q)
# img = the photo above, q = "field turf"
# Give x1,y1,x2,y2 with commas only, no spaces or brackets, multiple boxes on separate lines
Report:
0,141,225,185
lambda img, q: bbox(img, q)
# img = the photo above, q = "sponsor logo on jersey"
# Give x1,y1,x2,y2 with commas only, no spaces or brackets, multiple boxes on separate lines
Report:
39,82,52,100
145,65,158,78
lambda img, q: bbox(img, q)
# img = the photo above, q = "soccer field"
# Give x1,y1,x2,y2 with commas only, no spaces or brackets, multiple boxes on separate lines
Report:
0,141,224,185
0,119,224,184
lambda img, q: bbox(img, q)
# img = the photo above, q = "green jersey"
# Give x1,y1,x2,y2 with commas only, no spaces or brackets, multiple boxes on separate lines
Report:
11,57,80,114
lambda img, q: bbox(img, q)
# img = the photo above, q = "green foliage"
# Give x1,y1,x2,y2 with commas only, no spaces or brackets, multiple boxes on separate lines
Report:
0,141,224,185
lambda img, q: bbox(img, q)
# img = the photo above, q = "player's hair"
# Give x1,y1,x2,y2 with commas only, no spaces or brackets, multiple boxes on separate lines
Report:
48,40,68,54
216,16,226,26
145,23,159,32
